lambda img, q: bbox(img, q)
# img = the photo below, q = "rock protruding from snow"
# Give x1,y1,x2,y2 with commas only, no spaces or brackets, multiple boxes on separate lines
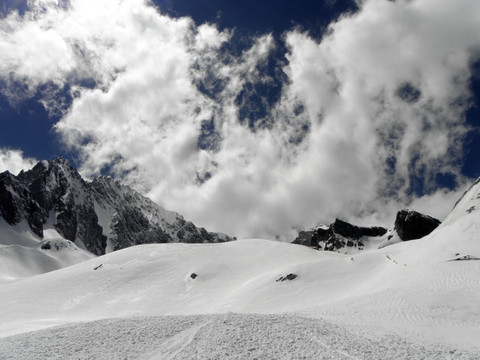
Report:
292,219,387,252
394,209,440,241
0,158,233,255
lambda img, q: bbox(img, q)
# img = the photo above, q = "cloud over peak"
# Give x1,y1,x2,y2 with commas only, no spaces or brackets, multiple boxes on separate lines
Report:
1,0,480,239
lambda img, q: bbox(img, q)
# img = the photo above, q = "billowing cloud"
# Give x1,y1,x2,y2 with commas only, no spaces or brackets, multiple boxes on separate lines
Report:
0,148,37,174
1,0,480,240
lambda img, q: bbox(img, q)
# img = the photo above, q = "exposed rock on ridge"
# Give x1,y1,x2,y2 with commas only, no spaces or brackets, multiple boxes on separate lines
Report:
292,219,387,251
0,158,232,255
293,209,441,252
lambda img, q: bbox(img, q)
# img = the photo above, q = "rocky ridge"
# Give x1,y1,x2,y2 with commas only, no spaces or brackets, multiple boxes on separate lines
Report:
0,158,232,255
293,210,440,252
293,219,388,251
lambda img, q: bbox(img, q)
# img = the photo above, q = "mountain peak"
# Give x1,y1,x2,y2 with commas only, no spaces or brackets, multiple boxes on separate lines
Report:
0,158,233,255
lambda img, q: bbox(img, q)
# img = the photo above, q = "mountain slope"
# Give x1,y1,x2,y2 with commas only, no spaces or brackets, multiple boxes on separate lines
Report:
0,158,232,257
0,179,479,357
0,176,479,358
0,219,94,283
0,232,478,357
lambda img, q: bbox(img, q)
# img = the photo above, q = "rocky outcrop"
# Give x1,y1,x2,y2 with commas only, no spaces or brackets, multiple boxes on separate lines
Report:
292,219,387,252
394,209,440,241
0,158,233,255
293,209,441,252
292,230,317,247
332,219,387,239
14,158,107,254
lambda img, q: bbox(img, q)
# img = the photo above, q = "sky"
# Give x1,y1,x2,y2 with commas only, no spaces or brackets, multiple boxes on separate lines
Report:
1,0,480,240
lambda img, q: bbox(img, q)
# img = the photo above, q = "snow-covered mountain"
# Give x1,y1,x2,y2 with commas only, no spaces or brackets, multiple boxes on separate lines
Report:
0,176,479,358
0,158,232,258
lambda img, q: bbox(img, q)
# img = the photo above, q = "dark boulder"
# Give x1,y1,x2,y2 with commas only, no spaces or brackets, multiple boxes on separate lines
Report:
394,209,440,241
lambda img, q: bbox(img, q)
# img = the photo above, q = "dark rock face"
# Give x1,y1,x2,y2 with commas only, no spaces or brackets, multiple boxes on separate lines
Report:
292,230,316,247
332,219,387,239
15,158,107,253
331,219,363,239
0,171,31,226
90,176,228,252
293,209,441,252
292,219,387,252
394,209,440,241
0,158,233,255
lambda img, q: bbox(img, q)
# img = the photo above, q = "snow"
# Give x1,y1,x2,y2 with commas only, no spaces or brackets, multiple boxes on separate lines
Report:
0,218,95,283
0,218,39,248
93,200,115,252
378,229,402,249
0,314,475,360
1,181,480,358
4,184,18,197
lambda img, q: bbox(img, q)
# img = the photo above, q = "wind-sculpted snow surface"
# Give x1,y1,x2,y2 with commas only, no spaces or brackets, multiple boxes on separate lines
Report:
0,314,476,360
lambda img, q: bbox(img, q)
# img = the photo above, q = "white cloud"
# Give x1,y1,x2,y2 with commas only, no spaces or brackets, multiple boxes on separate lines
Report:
275,0,480,223
0,148,37,175
1,0,480,240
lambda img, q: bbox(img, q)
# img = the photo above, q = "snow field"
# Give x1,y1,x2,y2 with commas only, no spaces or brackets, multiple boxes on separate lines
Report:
0,313,477,360
0,237,479,357
1,178,480,358
0,219,94,283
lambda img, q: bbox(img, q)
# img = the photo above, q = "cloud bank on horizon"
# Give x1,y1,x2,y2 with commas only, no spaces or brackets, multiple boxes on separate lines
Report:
1,0,480,239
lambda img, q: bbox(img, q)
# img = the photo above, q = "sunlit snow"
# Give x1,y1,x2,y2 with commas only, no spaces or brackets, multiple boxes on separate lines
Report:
1,181,480,358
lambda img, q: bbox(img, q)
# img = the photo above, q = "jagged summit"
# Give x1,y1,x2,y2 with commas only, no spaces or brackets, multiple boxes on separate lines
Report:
0,158,233,255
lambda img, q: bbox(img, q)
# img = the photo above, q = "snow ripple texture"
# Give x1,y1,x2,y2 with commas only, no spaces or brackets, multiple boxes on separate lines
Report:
0,314,477,360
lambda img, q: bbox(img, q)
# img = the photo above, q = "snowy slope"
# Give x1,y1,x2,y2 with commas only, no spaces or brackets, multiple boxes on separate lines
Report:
0,219,95,283
0,180,480,358
1,314,473,360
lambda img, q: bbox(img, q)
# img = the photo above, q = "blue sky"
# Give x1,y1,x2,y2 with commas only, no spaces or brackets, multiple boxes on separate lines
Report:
1,0,480,239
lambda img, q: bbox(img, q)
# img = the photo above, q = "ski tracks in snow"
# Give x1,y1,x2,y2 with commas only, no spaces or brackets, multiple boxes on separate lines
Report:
1,313,478,359
144,319,213,360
